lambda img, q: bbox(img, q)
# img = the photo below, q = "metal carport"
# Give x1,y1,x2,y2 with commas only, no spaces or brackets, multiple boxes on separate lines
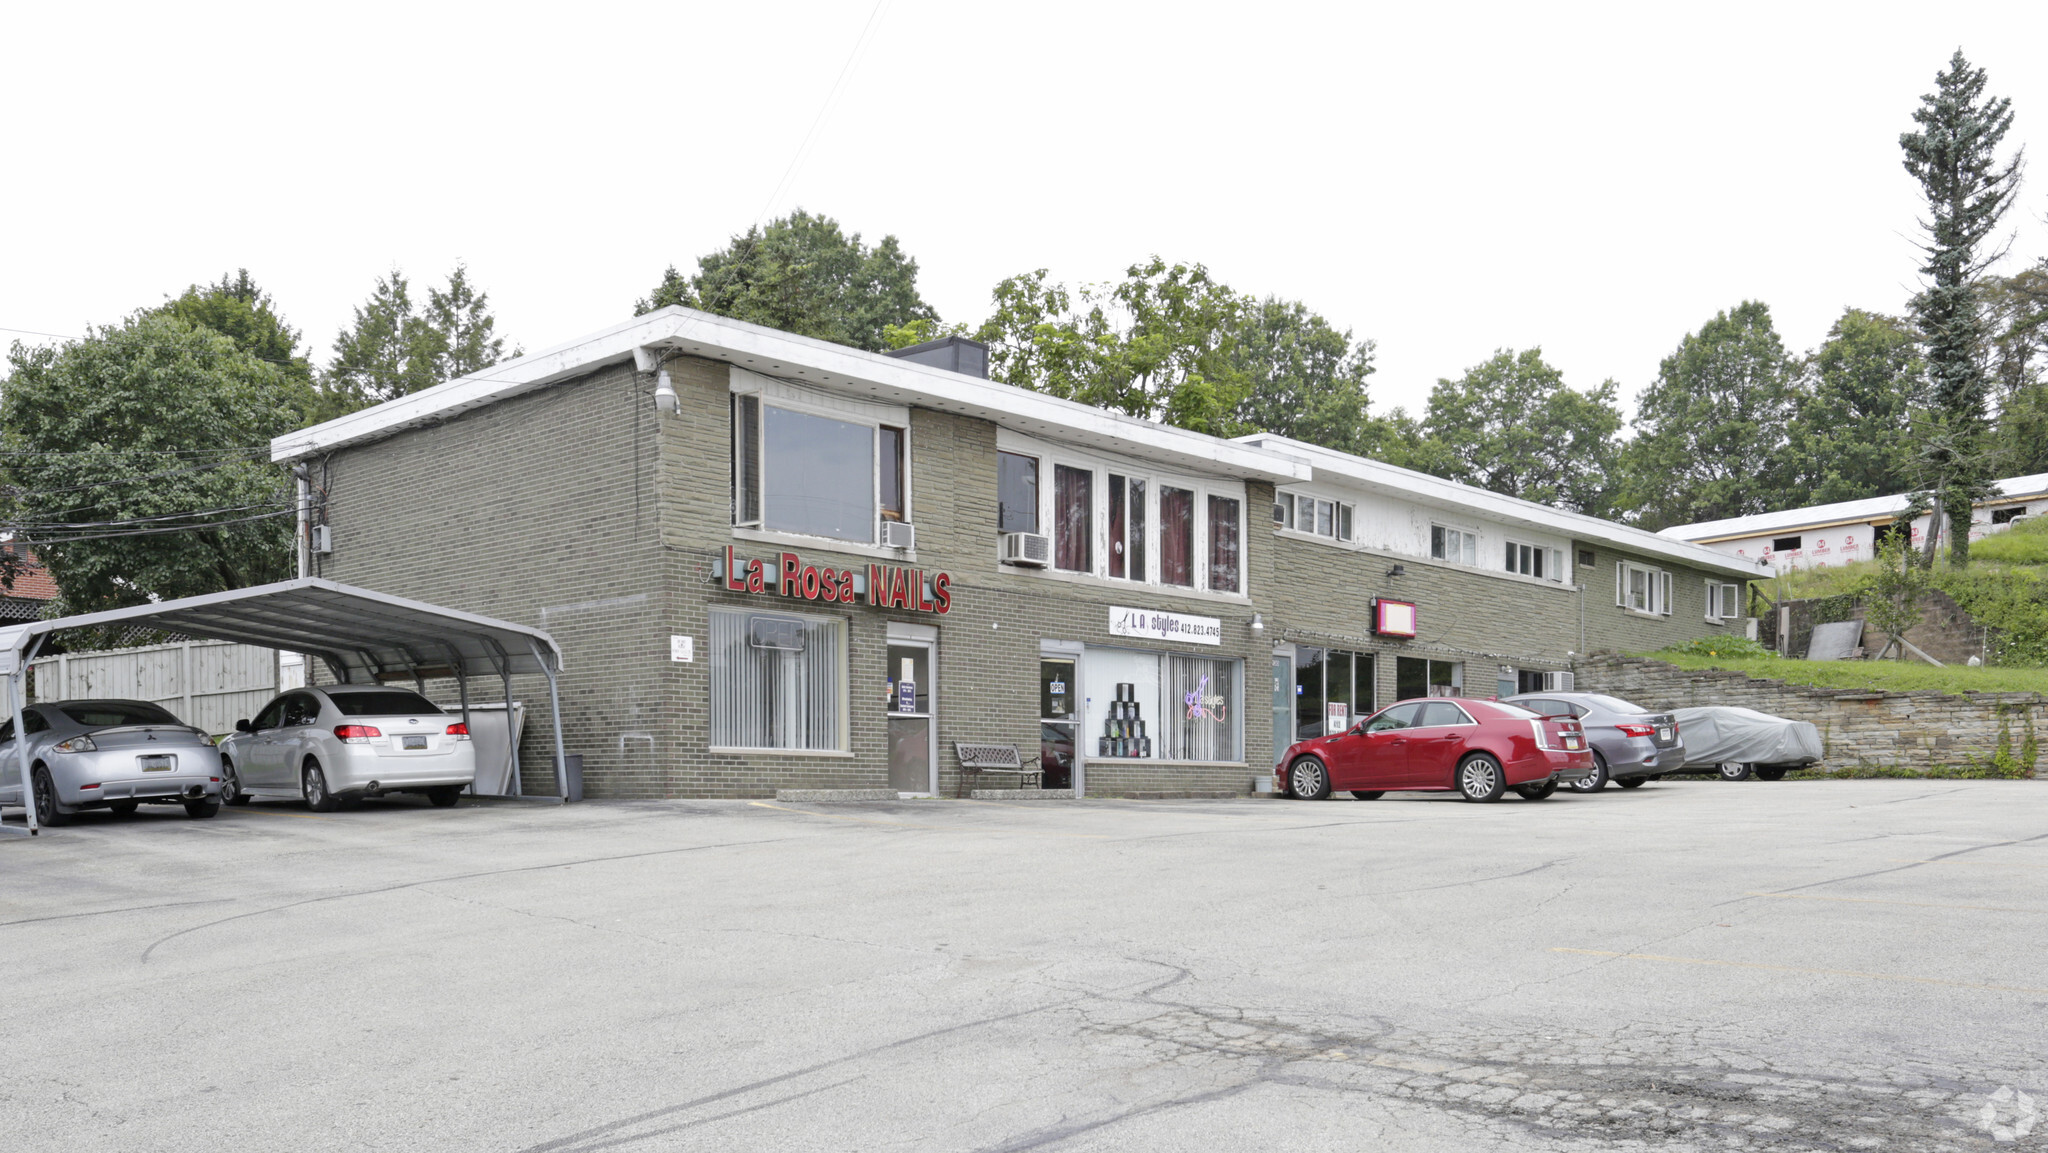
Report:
0,578,567,836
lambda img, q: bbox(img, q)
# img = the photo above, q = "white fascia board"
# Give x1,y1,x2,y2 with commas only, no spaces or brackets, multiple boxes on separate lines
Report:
272,308,1311,484
1661,472,2048,542
1239,433,1758,579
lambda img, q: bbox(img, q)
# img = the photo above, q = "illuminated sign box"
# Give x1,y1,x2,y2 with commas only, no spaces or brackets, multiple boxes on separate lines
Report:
1373,598,1418,638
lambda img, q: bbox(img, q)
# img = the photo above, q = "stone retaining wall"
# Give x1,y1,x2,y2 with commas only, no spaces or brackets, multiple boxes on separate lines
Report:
1574,655,2043,777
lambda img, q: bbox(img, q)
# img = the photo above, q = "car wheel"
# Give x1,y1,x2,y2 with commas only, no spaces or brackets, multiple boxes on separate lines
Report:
302,761,341,813
1456,754,1505,803
426,786,462,808
1718,762,1754,781
221,759,251,806
1288,758,1331,801
109,800,139,815
1754,767,1788,781
1349,790,1384,801
1515,779,1558,801
183,799,220,819
30,765,71,827
1615,777,1648,789
1569,753,1609,793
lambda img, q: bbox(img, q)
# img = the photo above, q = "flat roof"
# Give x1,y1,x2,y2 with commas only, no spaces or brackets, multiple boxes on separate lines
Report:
271,307,1313,486
1237,433,1761,579
1660,472,2048,542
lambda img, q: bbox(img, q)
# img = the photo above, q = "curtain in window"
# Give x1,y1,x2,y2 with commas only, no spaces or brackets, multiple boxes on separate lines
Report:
1167,655,1239,761
1207,495,1240,593
709,609,845,750
1108,474,1127,579
1160,486,1194,585
1054,465,1093,572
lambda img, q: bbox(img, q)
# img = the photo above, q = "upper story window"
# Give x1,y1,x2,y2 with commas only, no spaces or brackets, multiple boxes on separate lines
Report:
1507,541,1566,582
998,451,1038,533
1275,492,1352,542
731,378,910,546
1616,561,1672,615
1431,525,1478,566
996,433,1245,596
1771,535,1803,552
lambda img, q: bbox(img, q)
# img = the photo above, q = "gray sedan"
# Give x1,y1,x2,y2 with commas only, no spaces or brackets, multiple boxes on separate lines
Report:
0,699,225,824
1502,691,1686,792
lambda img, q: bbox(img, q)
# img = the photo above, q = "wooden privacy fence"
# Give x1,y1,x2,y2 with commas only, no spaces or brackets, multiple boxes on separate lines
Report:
30,640,301,737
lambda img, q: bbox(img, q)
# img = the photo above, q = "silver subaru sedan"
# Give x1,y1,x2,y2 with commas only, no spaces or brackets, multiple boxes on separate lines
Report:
0,699,225,824
218,686,475,811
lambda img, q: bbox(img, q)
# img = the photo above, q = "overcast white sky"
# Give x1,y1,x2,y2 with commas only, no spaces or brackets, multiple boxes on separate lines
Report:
4,2,2046,419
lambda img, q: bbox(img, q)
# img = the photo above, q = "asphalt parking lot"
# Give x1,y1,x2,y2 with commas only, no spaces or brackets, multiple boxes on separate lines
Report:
4,779,2045,1152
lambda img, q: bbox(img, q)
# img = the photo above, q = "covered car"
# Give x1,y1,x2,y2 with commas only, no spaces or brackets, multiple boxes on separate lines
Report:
1673,706,1822,781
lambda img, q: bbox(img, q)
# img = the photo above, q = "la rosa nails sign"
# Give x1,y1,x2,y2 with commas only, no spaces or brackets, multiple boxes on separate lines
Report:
717,546,952,613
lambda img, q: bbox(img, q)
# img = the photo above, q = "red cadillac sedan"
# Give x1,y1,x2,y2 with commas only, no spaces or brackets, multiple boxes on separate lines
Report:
1276,697,1596,803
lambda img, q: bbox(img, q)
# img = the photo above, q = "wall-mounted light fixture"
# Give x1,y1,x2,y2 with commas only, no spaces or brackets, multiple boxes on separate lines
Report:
1385,564,1406,578
1250,613,1264,633
653,368,680,415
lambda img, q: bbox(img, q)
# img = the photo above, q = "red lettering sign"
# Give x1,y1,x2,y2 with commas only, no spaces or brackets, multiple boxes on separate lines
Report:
718,550,952,614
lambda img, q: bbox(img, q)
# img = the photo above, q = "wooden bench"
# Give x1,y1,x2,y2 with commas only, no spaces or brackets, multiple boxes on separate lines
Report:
954,742,1042,790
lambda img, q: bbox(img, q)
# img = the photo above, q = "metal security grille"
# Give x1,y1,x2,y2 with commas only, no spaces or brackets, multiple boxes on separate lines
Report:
709,608,844,751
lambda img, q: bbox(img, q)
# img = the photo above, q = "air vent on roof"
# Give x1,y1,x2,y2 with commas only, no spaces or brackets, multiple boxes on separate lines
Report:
884,335,989,379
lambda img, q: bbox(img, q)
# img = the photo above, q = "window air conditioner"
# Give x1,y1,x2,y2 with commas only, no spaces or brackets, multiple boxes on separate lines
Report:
881,521,916,550
1542,670,1575,692
1001,531,1052,567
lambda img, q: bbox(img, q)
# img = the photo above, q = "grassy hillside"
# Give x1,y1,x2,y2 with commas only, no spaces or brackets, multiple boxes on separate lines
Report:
1647,651,2048,695
1756,516,2048,666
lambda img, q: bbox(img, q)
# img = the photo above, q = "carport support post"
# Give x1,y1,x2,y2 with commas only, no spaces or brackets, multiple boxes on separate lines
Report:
9,636,47,835
529,639,568,800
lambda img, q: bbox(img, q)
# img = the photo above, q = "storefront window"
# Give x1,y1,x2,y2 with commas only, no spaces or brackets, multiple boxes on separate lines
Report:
1167,655,1239,761
998,451,1038,533
1081,647,1242,762
1054,465,1093,572
1160,486,1194,586
1395,656,1461,700
1293,646,1374,740
1208,495,1240,593
708,608,847,751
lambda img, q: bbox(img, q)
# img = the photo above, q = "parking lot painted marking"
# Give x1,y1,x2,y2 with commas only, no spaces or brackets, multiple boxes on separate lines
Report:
1745,891,2048,915
1552,948,2048,995
1887,858,2048,870
746,800,1107,838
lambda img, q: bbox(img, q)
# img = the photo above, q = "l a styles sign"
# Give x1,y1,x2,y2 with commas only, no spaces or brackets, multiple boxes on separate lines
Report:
716,546,952,614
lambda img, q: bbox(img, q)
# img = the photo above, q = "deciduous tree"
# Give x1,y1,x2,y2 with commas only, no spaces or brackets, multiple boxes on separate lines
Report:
1420,348,1623,515
638,210,936,353
1623,301,1798,529
1784,309,1924,504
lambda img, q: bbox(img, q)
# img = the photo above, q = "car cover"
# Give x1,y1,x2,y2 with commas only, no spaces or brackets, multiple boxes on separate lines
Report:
1672,706,1823,768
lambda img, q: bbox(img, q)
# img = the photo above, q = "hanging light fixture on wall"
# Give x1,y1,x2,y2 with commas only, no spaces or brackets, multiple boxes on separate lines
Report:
653,368,680,415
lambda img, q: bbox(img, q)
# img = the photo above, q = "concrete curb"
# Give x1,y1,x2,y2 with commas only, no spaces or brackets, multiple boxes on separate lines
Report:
774,788,899,803
970,789,1077,801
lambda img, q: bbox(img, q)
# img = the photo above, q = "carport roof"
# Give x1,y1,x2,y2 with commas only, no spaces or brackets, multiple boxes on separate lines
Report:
0,578,561,684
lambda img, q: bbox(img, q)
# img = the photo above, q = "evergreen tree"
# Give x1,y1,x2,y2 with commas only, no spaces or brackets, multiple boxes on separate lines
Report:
1784,309,1924,504
1622,301,1798,529
637,210,937,353
1899,49,2025,566
319,265,512,420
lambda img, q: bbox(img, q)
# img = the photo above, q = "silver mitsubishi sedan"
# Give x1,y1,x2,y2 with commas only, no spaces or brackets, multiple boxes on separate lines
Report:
0,699,226,824
218,686,475,811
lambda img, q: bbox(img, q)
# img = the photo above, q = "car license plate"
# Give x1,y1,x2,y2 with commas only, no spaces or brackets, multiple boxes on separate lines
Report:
1565,736,1581,750
1657,727,1672,742
138,754,175,772
402,735,428,750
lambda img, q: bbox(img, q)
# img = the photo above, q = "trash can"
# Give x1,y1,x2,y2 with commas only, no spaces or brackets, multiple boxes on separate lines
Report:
559,754,583,802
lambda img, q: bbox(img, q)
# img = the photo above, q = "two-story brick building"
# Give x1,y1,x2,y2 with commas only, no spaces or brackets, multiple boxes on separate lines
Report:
271,307,1755,798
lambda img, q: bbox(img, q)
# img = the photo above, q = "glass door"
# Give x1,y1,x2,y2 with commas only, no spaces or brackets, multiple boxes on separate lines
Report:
886,642,935,793
1271,653,1292,766
1039,657,1077,790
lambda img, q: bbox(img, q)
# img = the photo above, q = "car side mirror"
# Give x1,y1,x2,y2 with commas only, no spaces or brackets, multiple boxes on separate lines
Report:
235,719,253,733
